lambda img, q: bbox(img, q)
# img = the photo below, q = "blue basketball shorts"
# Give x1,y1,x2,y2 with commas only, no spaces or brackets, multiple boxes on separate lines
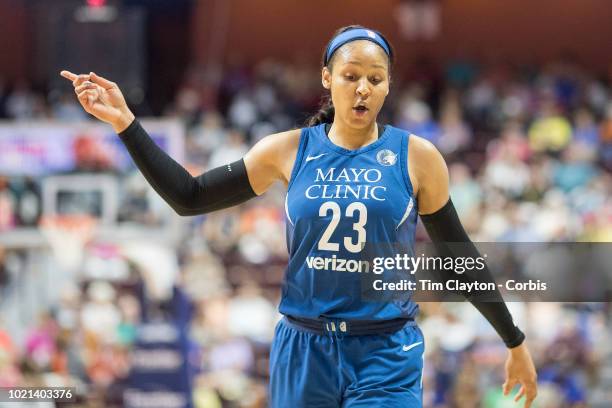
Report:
269,317,425,407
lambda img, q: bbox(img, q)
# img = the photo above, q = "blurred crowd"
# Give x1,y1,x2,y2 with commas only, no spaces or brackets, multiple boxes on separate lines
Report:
0,55,611,407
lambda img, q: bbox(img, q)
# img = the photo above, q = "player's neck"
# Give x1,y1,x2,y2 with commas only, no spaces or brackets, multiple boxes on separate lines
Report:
327,120,379,150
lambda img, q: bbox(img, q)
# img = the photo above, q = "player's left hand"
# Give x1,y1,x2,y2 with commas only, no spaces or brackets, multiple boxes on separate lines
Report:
503,342,538,407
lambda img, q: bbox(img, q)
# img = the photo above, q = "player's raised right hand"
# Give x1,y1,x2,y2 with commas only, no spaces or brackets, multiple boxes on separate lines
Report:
60,70,135,133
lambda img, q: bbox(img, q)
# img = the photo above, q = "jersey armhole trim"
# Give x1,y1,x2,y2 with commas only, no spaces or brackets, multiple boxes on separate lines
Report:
400,131,416,197
286,127,309,192
397,130,417,229
284,194,294,226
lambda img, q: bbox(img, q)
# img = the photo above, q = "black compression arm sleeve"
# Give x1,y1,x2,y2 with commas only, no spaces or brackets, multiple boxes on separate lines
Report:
118,119,257,216
420,199,525,348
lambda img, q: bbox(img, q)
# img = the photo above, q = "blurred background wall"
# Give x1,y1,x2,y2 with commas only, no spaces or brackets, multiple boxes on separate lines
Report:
193,0,612,72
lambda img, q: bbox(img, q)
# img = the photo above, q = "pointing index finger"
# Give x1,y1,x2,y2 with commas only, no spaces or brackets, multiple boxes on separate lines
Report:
60,70,77,81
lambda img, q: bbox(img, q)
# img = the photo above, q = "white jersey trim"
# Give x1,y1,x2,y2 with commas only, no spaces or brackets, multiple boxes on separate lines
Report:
396,197,414,230
285,194,294,226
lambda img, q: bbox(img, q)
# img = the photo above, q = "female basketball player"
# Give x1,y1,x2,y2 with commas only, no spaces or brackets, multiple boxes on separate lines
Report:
61,26,537,407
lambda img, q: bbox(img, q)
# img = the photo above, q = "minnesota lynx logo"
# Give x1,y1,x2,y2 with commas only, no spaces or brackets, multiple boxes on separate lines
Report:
376,149,397,166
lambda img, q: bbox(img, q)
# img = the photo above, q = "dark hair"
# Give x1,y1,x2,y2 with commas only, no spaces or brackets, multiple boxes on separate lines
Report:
305,25,394,127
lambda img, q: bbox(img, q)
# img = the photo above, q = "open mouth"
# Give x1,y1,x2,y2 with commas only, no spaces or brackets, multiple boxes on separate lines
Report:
353,105,369,112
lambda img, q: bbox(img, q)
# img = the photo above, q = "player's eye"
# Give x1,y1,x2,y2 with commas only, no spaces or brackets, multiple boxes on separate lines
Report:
344,74,356,81
370,77,382,85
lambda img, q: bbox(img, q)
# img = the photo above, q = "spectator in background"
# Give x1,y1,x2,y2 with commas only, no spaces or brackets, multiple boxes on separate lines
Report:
169,79,203,125
119,171,167,226
465,76,497,123
437,91,472,154
202,207,242,254
73,133,114,172
0,246,9,295
5,80,39,120
0,176,16,231
80,281,121,342
532,190,575,240
188,111,227,163
572,107,600,149
396,93,440,144
483,140,531,198
0,318,22,387
181,249,230,302
523,156,554,202
228,91,258,133
11,177,41,228
494,121,531,162
238,194,287,263
499,202,543,242
24,313,59,374
599,103,612,168
55,283,81,332
538,325,590,407
500,81,531,123
227,281,277,343
528,99,573,152
553,143,598,193
448,163,481,223
51,92,88,122
208,129,248,170
116,294,140,346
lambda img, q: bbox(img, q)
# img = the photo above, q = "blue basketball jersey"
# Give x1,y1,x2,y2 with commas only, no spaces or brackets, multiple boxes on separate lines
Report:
280,124,419,320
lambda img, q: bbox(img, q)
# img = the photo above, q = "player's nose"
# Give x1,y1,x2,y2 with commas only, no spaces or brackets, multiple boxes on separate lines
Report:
356,79,371,97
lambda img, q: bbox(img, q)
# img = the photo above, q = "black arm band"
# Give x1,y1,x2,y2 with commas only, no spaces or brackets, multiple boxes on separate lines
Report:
119,119,257,216
420,199,525,348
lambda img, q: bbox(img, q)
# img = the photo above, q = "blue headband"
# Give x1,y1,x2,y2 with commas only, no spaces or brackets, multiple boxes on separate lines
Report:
324,28,391,66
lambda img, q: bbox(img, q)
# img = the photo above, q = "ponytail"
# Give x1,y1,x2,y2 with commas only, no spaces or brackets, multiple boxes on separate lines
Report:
305,94,334,127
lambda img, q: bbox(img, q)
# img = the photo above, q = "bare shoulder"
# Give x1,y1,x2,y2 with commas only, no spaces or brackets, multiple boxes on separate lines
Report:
408,134,441,163
254,128,302,154
247,128,301,170
244,128,302,192
407,134,442,191
407,134,450,213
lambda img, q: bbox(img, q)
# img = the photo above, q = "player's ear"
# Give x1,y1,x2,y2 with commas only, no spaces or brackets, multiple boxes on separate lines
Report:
322,67,332,90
